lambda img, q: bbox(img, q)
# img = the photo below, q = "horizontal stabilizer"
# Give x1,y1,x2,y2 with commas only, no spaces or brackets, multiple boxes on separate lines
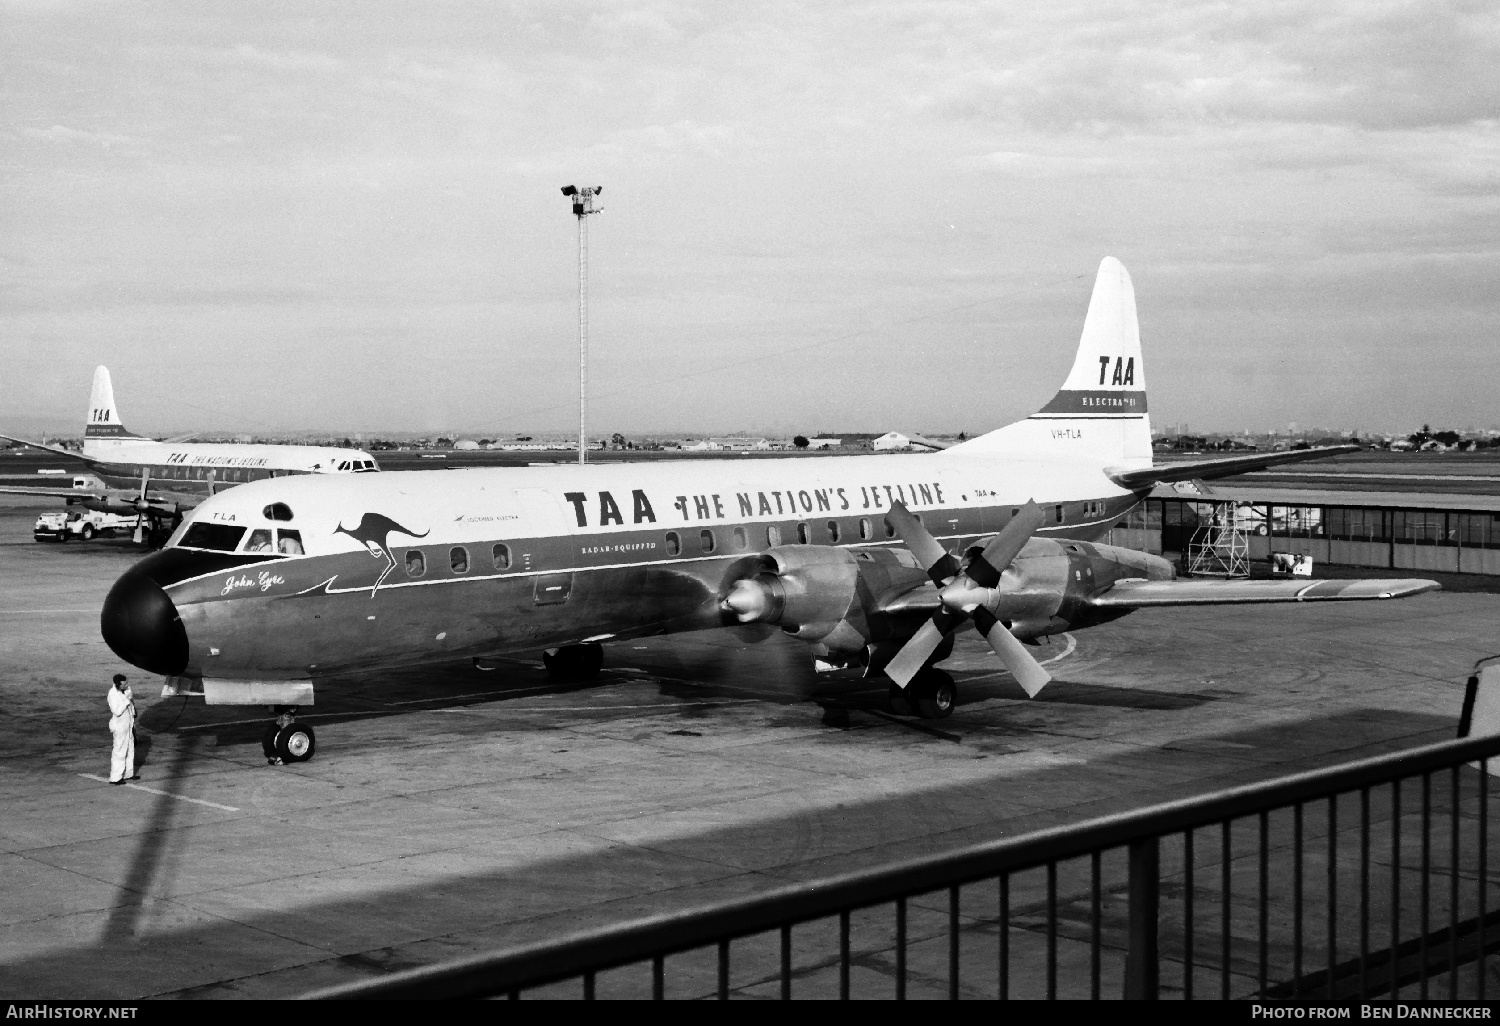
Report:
1106,444,1359,489
1090,577,1440,608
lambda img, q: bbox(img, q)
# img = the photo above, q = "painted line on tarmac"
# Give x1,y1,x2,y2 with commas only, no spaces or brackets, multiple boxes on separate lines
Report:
0,608,96,614
78,773,239,812
1039,633,1078,666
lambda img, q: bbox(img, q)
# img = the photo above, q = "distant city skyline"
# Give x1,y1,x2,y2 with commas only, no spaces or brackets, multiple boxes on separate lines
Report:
5,3,1497,439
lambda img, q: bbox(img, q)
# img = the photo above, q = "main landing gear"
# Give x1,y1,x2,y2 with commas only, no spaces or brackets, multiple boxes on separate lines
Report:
542,643,604,682
261,707,316,766
887,668,957,720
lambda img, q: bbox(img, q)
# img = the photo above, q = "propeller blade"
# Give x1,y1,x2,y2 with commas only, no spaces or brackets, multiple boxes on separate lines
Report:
886,501,959,585
132,513,145,545
965,500,1045,588
973,608,1052,697
885,610,961,687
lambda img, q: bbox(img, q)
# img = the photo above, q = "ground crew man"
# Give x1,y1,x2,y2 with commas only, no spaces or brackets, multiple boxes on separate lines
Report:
108,673,138,784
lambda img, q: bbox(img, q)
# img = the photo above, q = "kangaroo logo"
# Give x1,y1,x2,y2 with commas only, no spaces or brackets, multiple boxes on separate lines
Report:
334,512,430,596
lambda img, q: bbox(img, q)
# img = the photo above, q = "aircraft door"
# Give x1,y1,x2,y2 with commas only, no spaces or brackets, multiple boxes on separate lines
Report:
511,488,577,605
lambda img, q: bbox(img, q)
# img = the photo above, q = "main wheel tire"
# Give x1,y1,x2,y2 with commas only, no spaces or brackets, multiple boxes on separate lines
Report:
910,670,957,719
80,524,95,540
887,682,914,716
261,724,280,759
542,643,604,681
275,723,316,763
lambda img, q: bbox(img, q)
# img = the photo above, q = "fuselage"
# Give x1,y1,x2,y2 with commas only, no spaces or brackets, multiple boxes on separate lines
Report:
101,450,1150,681
79,438,379,512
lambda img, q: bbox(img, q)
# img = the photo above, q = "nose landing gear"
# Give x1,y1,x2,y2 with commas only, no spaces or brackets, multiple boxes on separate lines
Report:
261,707,316,765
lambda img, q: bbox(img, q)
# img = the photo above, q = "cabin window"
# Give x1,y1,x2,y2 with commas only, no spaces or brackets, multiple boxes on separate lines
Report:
665,531,681,556
827,520,841,543
178,523,245,552
859,518,872,540
796,522,810,544
883,516,896,539
244,529,273,554
1055,504,1064,523
277,530,304,556
405,550,425,577
264,502,293,521
492,543,512,570
731,526,747,550
450,546,469,573
767,525,782,547
700,529,716,553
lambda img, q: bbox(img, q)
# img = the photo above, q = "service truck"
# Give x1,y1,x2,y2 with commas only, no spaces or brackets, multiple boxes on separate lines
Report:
33,509,137,542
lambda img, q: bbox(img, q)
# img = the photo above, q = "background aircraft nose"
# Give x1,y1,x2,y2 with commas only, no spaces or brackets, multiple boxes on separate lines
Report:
101,570,189,676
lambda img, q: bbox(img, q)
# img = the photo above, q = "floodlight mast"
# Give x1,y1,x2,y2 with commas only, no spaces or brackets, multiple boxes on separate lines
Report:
560,185,602,465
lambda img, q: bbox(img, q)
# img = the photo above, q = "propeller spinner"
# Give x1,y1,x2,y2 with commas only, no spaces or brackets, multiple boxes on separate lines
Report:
884,500,1053,697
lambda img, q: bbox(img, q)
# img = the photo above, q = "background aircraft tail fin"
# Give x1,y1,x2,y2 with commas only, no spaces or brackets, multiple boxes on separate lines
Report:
948,257,1153,466
83,366,140,445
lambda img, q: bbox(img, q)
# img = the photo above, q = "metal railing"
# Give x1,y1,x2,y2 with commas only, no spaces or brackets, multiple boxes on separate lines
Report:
304,732,1500,1000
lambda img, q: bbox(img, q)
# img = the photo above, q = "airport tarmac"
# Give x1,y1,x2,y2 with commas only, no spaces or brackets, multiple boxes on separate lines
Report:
2,493,1498,999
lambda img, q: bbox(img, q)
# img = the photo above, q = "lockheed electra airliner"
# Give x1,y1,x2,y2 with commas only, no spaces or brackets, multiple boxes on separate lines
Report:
1,366,378,542
100,258,1438,764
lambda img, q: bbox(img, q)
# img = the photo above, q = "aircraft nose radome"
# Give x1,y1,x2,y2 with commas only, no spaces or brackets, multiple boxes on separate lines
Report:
101,570,189,676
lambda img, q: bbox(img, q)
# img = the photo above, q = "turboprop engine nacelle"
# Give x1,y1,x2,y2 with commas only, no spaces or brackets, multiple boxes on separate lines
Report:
719,546,931,655
949,537,1177,640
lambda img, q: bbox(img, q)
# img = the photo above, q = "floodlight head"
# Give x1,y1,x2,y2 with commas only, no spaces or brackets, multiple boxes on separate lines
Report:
561,185,577,197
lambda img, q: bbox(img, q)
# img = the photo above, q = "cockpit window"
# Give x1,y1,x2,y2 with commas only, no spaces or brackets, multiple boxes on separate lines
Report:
277,530,304,555
244,529,273,553
179,523,246,552
264,503,293,521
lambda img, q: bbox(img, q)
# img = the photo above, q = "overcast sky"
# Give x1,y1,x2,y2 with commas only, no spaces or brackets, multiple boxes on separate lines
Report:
4,1,1497,438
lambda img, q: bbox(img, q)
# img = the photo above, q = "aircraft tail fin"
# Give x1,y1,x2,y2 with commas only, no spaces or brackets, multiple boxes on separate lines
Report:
83,367,141,449
948,257,1153,466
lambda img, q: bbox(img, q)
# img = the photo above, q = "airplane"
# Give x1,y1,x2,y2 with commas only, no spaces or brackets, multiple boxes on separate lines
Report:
99,258,1439,764
1,366,379,543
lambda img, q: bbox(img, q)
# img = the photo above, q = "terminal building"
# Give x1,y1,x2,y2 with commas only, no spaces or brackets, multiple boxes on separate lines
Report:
1102,481,1500,576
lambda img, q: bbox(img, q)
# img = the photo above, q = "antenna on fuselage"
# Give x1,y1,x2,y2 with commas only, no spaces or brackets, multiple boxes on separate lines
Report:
560,184,602,466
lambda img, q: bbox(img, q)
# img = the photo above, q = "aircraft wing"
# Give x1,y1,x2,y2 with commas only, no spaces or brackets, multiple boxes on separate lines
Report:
1105,444,1359,489
1090,577,1440,608
0,433,89,462
0,485,106,499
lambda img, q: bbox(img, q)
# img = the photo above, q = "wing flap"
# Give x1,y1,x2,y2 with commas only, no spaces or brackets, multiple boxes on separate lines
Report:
1106,444,1359,489
1091,577,1440,608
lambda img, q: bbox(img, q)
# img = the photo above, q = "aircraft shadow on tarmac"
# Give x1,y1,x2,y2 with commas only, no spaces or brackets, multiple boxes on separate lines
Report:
21,704,1463,999
140,627,1217,751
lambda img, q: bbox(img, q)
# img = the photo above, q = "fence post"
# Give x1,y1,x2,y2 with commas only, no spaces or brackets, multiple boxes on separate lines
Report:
1125,837,1161,999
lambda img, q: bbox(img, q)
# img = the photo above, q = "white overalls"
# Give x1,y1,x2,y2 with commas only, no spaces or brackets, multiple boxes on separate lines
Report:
108,685,135,782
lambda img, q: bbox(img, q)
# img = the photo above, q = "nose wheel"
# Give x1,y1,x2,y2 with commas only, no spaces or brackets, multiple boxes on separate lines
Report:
262,707,316,765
